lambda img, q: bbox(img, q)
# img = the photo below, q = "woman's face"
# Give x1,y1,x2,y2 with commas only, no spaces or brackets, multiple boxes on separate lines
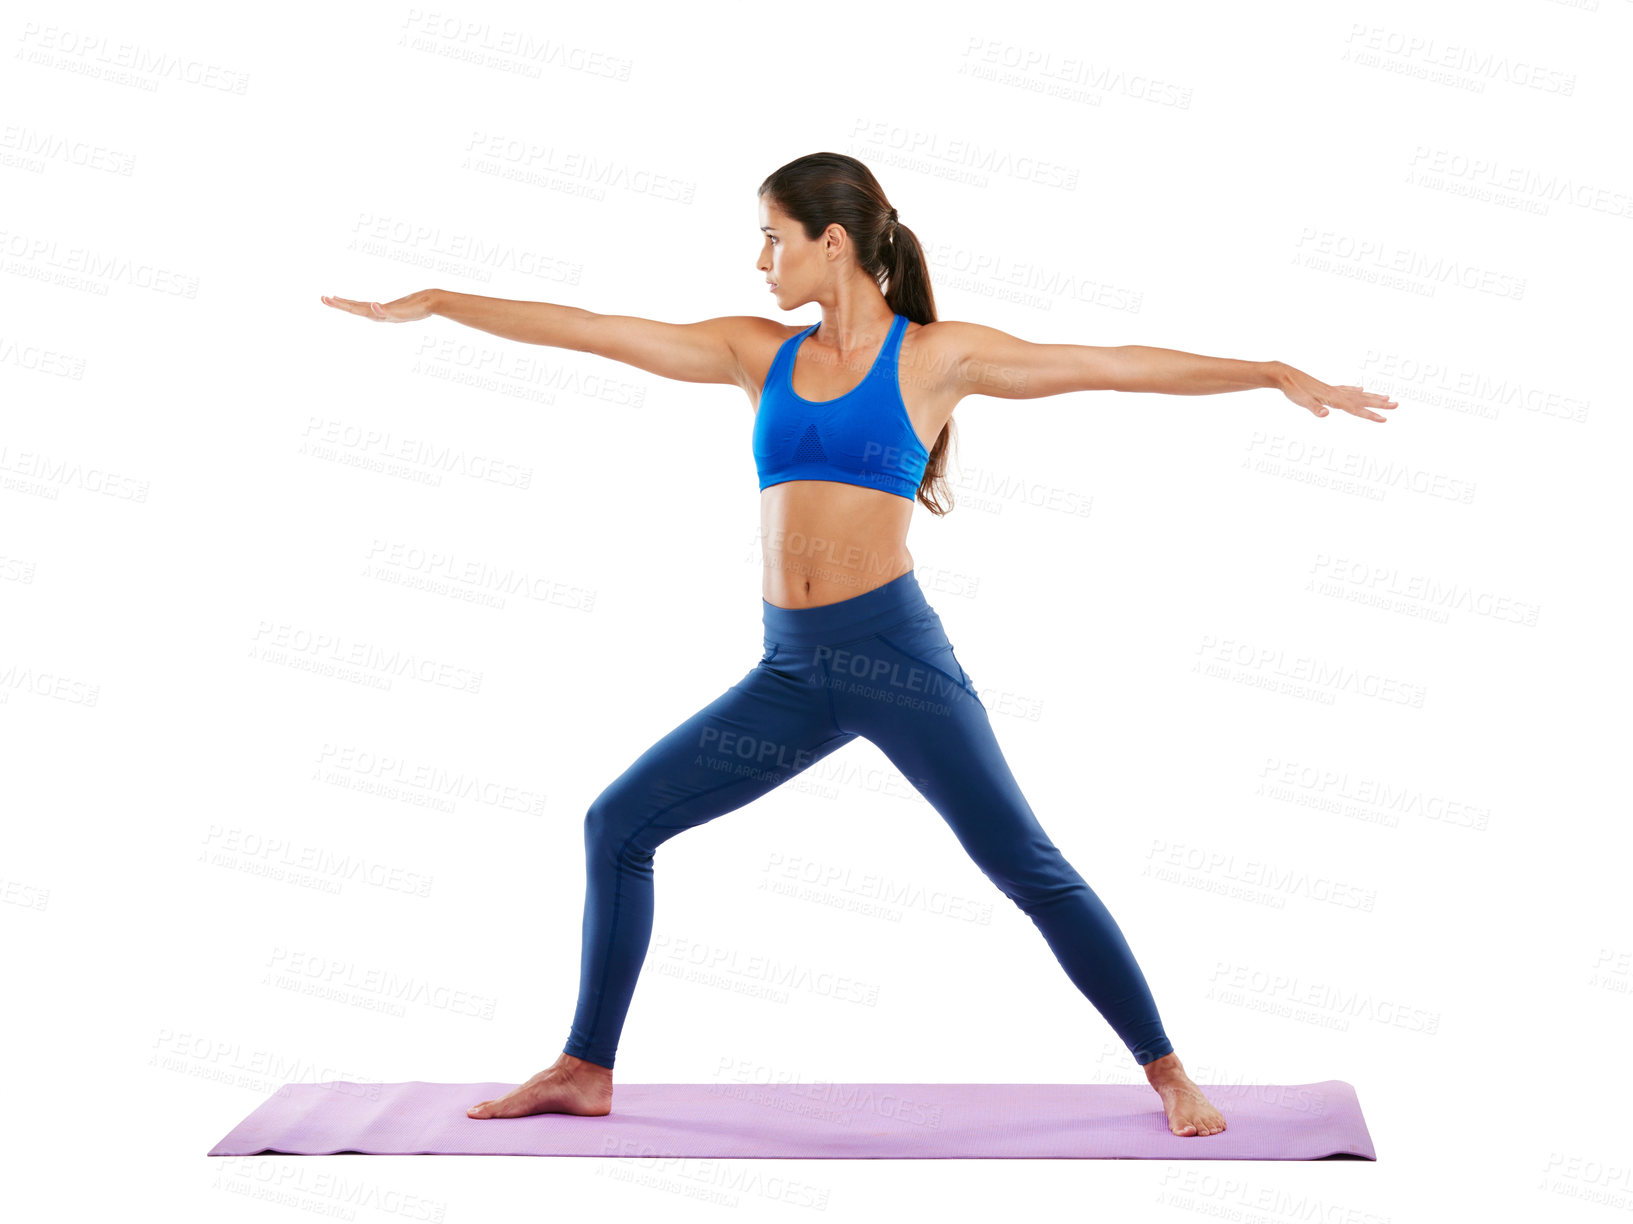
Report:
756,195,818,309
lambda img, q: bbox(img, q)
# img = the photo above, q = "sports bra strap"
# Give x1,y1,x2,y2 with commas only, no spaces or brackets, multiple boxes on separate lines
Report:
780,314,905,395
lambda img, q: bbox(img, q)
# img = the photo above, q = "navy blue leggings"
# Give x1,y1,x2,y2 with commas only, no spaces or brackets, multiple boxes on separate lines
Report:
563,569,1174,1070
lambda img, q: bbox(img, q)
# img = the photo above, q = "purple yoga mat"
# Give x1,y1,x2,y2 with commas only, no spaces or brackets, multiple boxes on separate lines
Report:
208,1079,1375,1160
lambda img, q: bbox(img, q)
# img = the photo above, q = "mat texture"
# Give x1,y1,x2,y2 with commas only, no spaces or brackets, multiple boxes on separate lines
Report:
208,1079,1374,1160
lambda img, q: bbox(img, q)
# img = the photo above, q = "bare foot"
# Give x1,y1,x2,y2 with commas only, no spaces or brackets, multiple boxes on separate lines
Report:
466,1053,613,1119
1143,1052,1227,1137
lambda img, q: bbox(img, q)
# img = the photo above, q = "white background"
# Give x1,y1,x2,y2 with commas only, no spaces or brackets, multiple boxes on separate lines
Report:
4,0,1628,1217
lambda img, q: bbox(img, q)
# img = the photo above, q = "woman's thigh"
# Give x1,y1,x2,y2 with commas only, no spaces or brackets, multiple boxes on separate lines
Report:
820,606,985,733
824,612,1067,892
587,653,858,856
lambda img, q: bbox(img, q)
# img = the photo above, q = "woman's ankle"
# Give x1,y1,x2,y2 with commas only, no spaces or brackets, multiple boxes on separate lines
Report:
557,1052,613,1079
1142,1051,1182,1079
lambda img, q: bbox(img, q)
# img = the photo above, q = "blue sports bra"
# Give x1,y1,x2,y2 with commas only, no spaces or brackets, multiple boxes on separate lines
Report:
752,313,931,502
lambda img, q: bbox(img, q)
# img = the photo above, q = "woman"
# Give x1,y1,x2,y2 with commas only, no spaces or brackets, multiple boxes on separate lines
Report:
322,153,1394,1139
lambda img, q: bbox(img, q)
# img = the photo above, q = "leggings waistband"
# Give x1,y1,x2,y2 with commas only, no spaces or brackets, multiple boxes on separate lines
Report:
762,568,931,648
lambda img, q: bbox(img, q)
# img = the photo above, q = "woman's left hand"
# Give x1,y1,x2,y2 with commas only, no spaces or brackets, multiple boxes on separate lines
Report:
1274,363,1397,422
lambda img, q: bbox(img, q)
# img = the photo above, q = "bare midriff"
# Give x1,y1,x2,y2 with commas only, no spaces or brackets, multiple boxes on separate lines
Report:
759,479,918,609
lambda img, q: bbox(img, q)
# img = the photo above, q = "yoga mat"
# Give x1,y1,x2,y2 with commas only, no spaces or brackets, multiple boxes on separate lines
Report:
208,1079,1375,1160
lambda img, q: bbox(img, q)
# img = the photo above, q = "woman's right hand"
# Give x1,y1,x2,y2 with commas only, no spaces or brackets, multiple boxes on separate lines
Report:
320,289,439,323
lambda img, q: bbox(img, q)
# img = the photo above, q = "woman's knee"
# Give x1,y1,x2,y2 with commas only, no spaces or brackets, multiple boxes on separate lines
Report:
979,844,1086,908
583,788,652,864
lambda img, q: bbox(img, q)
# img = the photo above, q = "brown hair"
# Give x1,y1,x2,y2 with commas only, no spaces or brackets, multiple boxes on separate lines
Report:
758,152,956,515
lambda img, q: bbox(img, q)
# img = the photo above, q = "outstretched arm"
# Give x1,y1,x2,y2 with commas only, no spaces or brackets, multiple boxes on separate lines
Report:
320,289,757,387
940,321,1396,422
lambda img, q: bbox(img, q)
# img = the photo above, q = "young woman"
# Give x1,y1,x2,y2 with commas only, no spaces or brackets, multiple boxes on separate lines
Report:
322,153,1394,1139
